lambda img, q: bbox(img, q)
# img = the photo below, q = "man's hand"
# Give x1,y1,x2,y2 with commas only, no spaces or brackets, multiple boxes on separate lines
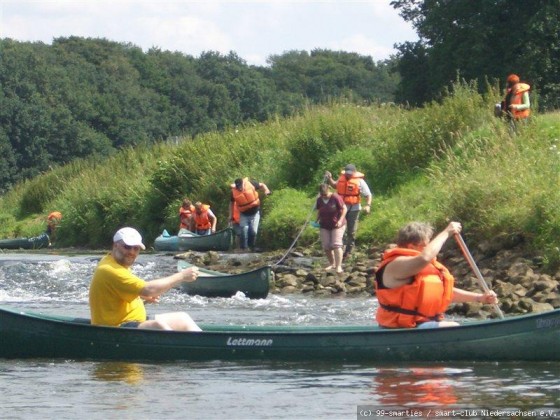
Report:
180,266,199,283
142,295,160,304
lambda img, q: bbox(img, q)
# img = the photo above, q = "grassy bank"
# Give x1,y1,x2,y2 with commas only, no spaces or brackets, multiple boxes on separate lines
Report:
1,81,559,269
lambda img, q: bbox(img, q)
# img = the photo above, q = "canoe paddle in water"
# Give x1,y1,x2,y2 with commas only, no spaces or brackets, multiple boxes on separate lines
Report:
454,233,505,319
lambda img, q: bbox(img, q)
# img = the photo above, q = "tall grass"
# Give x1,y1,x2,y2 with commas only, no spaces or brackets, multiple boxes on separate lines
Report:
1,84,559,270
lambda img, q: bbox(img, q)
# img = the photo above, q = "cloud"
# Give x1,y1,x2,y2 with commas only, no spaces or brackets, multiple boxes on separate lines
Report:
1,0,418,65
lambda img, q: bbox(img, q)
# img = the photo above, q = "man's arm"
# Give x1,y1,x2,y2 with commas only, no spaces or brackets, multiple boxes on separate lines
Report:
360,179,373,214
208,209,217,232
258,182,271,195
140,267,199,297
323,171,337,188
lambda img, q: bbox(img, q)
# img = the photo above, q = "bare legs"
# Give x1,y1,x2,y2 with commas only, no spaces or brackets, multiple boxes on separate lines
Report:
139,312,202,331
324,247,344,273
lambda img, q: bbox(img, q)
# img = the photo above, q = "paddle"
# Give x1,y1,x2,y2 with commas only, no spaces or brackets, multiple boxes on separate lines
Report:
454,233,504,319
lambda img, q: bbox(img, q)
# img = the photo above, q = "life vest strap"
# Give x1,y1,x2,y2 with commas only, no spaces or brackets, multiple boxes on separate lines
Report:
378,303,441,321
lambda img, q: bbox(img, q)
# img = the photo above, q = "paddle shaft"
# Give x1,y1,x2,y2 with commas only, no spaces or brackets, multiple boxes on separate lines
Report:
454,233,505,319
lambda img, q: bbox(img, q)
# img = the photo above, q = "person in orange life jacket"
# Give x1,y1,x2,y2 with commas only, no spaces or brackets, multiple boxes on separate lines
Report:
89,227,201,331
315,183,348,273
501,74,531,121
193,201,217,236
230,177,271,250
324,164,372,258
374,221,498,329
179,198,195,234
46,211,62,245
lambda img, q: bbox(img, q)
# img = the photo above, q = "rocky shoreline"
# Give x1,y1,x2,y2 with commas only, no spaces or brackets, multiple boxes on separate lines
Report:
177,238,560,319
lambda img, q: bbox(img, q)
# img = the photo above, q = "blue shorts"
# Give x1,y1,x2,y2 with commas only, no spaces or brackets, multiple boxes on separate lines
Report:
120,315,152,328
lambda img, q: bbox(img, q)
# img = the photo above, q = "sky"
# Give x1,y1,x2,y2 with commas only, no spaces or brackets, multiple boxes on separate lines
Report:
0,0,419,67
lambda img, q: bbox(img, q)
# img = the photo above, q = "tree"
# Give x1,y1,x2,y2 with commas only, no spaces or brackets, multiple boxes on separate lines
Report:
391,0,560,109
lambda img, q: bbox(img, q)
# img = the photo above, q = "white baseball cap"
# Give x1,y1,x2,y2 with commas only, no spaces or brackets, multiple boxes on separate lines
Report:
113,227,146,250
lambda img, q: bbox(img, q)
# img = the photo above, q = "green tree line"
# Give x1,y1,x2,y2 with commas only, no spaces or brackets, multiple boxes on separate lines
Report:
0,37,397,194
391,0,560,108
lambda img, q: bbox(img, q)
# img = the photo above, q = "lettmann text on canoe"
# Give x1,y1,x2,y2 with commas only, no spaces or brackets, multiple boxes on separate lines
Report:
227,337,273,346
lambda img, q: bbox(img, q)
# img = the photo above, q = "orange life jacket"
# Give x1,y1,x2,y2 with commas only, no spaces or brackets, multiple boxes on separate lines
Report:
374,248,454,328
508,83,531,120
336,172,364,205
231,178,260,212
232,202,240,224
193,204,212,230
179,205,195,229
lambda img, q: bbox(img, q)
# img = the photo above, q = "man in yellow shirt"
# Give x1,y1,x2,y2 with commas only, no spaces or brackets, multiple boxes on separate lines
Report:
89,227,201,331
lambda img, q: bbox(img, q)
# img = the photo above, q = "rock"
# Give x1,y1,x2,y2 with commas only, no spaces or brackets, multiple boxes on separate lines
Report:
280,285,299,294
202,251,220,265
530,276,558,293
177,240,558,315
277,274,299,288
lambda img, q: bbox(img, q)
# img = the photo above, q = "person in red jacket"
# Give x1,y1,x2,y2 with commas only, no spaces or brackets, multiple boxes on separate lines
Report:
374,221,498,328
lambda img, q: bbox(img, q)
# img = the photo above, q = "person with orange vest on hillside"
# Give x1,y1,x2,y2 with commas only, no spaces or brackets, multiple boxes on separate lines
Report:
230,177,271,251
46,211,62,245
178,198,195,234
193,201,217,236
324,164,372,259
374,221,498,329
500,74,531,122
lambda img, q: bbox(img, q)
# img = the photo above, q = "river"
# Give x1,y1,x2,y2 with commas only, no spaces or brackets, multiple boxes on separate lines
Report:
0,252,558,419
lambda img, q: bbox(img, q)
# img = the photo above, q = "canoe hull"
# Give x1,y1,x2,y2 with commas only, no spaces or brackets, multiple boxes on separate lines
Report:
1,306,559,362
0,233,49,250
154,228,232,252
178,261,270,299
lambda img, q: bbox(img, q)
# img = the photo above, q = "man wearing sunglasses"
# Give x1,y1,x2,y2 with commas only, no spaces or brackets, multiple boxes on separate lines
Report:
89,227,201,331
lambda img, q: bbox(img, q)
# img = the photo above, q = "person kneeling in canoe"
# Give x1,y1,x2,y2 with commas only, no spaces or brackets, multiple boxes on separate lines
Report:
374,221,498,328
89,227,202,331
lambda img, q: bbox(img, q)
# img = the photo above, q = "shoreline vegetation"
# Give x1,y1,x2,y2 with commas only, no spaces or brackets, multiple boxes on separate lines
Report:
1,82,560,316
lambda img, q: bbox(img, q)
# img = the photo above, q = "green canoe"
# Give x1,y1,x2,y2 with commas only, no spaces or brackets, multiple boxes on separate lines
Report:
154,228,233,252
0,305,558,361
0,233,50,250
177,261,270,299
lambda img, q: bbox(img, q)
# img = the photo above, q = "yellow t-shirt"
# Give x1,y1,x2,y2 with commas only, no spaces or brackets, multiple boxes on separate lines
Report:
89,253,147,326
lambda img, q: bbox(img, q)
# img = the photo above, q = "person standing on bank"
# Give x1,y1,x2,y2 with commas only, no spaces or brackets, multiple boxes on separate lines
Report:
193,201,217,236
89,227,202,331
230,177,271,251
374,221,498,329
501,74,531,121
324,164,372,259
315,183,347,273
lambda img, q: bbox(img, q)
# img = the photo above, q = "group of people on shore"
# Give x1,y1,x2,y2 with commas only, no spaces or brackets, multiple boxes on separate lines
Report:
178,177,271,251
87,72,529,333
